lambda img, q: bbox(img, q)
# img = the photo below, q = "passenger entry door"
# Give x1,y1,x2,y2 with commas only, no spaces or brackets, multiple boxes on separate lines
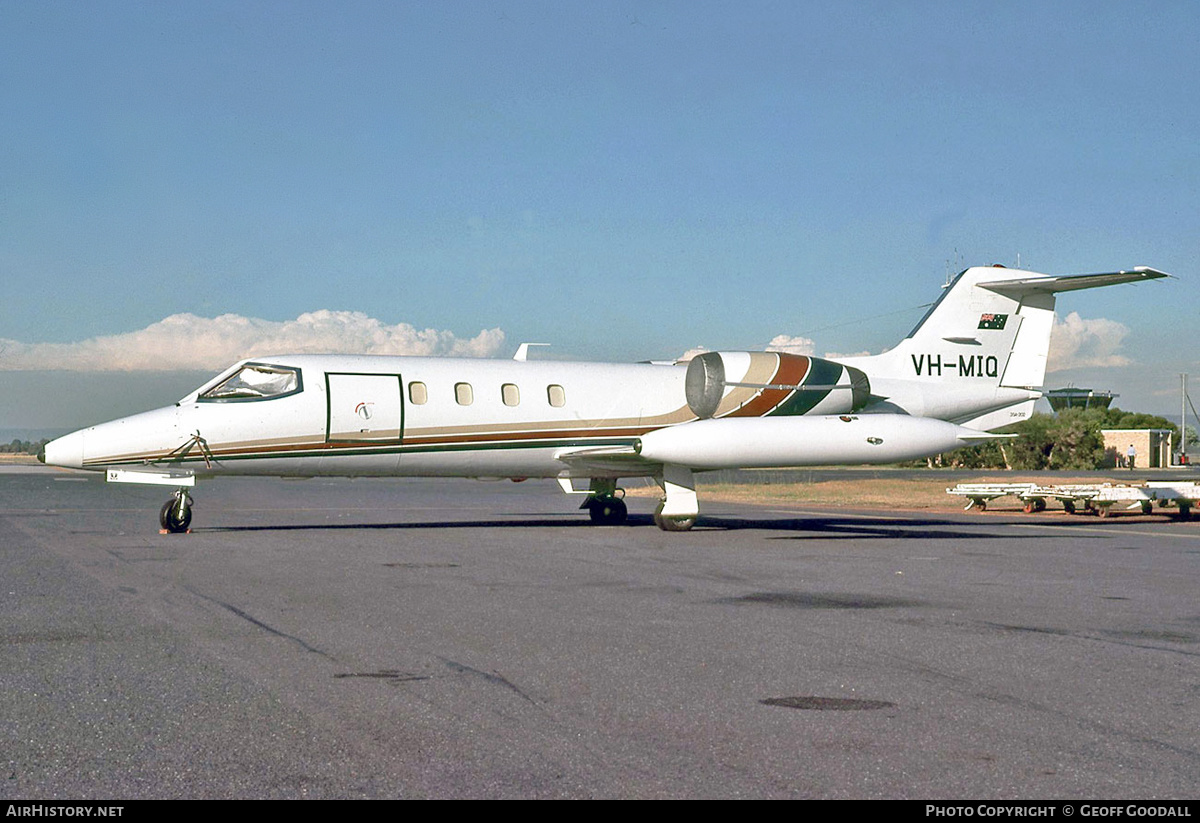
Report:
326,373,404,444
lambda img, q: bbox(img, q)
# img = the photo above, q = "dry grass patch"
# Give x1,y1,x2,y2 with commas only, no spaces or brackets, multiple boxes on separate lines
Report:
625,474,1106,512
696,478,964,511
0,453,39,464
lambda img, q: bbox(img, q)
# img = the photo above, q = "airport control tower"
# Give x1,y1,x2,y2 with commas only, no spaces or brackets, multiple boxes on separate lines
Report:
1046,387,1118,413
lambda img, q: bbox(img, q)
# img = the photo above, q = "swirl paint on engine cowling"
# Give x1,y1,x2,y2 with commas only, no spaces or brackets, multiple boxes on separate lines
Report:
685,352,870,419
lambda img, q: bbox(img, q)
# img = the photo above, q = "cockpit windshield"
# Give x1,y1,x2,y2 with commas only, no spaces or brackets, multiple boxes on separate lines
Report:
198,363,302,401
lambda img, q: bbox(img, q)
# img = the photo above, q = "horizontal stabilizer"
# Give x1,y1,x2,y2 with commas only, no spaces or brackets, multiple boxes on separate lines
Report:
977,267,1170,295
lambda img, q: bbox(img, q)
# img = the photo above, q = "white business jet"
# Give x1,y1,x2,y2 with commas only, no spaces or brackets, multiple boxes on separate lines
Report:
42,265,1167,532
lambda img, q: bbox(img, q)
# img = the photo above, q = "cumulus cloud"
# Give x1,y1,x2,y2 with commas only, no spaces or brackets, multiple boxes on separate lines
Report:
0,311,506,371
677,333,818,362
764,334,816,356
1047,312,1131,372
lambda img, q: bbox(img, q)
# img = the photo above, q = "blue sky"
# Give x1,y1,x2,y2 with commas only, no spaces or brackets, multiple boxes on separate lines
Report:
1,0,1197,430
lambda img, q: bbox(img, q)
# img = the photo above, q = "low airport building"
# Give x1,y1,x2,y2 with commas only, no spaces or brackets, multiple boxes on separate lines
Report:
1101,429,1174,469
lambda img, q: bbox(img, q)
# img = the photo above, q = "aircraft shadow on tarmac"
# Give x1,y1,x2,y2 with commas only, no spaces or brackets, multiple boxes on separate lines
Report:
200,512,1105,540
691,514,1107,541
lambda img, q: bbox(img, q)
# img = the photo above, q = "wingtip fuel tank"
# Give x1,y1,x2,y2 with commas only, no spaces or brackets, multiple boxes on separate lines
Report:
637,414,991,470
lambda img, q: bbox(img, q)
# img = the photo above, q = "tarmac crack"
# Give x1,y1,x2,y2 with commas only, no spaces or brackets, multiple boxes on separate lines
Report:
185,586,336,662
980,621,1200,658
888,637,1200,765
334,670,432,683
436,656,540,705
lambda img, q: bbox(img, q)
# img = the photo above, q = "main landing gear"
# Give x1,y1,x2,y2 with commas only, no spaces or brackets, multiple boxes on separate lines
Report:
653,464,699,532
653,506,696,531
580,465,701,531
159,488,193,534
582,479,629,525
587,494,628,525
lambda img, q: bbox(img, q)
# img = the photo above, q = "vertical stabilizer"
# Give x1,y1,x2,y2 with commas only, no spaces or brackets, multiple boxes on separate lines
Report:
837,266,1168,428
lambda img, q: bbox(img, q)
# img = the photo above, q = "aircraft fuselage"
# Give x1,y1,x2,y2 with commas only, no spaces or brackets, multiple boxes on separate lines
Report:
41,264,1170,531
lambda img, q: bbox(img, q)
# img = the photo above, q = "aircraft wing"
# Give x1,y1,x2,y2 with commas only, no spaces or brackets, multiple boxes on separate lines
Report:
977,267,1170,295
554,444,659,475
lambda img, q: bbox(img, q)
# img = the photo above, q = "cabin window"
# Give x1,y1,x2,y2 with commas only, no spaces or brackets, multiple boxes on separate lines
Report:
502,383,520,406
547,384,566,407
408,381,428,405
455,382,474,406
199,363,302,402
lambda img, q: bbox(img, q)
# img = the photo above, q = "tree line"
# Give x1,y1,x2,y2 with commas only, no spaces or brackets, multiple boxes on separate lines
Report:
938,408,1191,470
1,438,50,455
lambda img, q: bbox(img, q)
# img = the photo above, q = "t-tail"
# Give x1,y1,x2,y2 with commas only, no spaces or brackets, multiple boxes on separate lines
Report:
835,265,1169,431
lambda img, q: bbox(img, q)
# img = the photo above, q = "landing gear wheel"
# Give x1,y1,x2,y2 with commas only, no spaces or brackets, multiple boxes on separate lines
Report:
653,502,696,531
1178,504,1192,521
159,497,192,533
588,496,628,525
1098,506,1112,518
654,513,697,531
1062,500,1077,515
1140,501,1154,515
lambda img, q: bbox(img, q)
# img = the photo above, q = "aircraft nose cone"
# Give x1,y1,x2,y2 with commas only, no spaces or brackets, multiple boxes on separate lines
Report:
42,430,85,469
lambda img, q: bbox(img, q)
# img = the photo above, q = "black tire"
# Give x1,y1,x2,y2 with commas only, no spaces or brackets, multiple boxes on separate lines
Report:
588,496,628,525
159,499,192,533
653,512,696,532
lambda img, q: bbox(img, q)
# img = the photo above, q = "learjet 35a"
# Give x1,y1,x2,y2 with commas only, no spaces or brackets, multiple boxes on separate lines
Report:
42,265,1167,531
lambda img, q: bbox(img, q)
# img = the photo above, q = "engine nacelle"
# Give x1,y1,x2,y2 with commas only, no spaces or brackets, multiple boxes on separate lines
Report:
684,351,870,419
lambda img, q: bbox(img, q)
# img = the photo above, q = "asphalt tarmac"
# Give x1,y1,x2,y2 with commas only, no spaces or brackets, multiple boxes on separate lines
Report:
3,468,1199,798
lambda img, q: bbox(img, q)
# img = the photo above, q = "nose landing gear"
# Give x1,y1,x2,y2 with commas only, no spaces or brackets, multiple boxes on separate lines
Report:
159,488,193,534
